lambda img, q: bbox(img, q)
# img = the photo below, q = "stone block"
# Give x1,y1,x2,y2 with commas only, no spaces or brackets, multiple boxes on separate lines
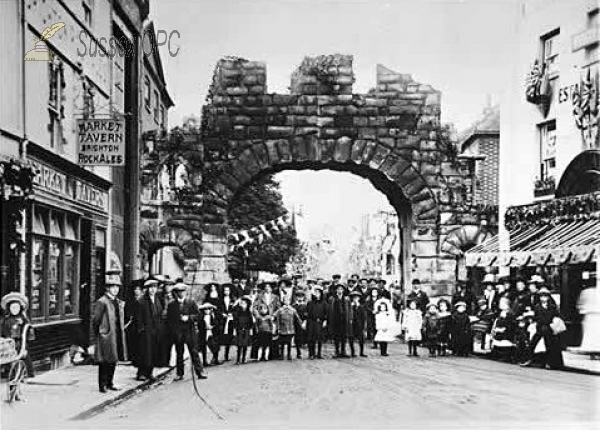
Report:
305,136,321,162
321,128,341,139
368,144,391,169
317,117,335,128
378,137,396,148
277,139,292,163
238,149,261,176
354,117,369,127
333,137,352,162
361,140,377,164
358,128,377,139
412,240,438,257
226,87,249,96
252,143,270,169
334,114,354,128
320,139,336,163
267,126,294,138
229,160,252,185
350,140,366,163
264,140,281,165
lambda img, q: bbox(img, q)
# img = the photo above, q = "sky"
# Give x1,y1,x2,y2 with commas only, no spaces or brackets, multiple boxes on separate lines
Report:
149,0,519,273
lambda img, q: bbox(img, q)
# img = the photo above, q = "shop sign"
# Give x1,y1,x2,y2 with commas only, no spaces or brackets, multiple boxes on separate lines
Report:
74,180,108,211
572,27,599,52
30,160,108,212
30,161,69,197
77,119,125,166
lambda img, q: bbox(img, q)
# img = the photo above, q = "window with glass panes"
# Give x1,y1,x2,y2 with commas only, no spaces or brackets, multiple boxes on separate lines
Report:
539,120,557,181
541,29,560,78
30,205,80,321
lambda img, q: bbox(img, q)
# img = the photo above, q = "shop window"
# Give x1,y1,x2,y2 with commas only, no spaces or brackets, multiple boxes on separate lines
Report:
541,29,560,78
29,206,80,322
94,228,107,300
539,120,557,181
30,240,45,319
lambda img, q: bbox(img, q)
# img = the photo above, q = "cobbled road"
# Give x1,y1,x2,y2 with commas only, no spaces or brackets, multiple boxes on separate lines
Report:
76,343,598,430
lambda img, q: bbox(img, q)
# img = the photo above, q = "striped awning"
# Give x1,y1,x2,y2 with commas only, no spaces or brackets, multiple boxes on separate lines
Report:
465,220,600,267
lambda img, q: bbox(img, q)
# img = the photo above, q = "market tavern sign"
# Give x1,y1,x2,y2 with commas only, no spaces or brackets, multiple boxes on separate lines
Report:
31,160,109,212
77,119,125,166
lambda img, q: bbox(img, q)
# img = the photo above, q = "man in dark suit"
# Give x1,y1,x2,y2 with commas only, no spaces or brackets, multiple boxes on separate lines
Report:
166,282,206,381
328,284,353,358
137,279,163,381
93,273,127,393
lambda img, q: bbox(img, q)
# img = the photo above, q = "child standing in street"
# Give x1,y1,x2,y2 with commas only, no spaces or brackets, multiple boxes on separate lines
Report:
402,300,423,357
349,291,368,357
293,292,308,359
273,295,302,360
0,293,35,378
436,299,452,356
255,304,274,361
233,297,254,365
451,302,472,357
374,301,395,356
423,303,440,357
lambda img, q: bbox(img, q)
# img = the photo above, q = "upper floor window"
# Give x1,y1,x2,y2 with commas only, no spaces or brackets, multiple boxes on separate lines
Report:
585,8,599,65
82,1,93,27
539,120,557,181
542,29,560,78
144,77,151,111
160,105,166,129
153,91,159,123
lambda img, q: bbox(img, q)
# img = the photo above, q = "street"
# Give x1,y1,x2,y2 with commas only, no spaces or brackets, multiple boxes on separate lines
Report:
76,343,598,430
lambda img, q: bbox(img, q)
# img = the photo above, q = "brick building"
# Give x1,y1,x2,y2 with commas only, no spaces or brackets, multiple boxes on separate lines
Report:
458,104,500,206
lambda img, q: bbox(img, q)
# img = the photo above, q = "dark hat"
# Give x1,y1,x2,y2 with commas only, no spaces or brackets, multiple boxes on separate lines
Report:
295,290,306,297
307,279,316,284
412,279,421,285
203,282,219,293
332,274,342,280
349,290,362,298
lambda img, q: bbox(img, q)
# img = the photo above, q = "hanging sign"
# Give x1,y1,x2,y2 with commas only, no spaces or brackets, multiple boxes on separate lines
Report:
77,118,125,166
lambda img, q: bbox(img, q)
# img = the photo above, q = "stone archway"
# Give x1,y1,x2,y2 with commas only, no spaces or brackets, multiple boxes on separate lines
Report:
194,55,480,294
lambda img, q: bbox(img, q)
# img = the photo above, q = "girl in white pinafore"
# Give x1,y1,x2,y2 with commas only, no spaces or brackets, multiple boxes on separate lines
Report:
402,300,423,356
374,301,395,356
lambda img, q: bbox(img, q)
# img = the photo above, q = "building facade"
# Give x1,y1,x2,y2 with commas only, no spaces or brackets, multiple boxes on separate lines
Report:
459,104,500,207
0,0,149,368
467,0,600,346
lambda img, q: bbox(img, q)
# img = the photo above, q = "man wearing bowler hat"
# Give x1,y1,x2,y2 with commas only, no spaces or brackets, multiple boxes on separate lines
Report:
93,272,127,393
166,282,207,381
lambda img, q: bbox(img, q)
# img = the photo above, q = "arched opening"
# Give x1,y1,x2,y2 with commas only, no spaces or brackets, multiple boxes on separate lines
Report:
222,159,417,289
227,166,411,286
556,150,600,198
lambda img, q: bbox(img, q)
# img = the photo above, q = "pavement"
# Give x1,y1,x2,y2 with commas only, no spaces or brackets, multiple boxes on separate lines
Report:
1,343,599,430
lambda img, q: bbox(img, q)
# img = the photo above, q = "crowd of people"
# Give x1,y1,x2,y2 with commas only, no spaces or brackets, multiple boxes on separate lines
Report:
110,271,567,392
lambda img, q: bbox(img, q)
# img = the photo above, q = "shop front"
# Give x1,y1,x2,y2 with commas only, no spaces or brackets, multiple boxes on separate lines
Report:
466,193,600,346
26,143,111,368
